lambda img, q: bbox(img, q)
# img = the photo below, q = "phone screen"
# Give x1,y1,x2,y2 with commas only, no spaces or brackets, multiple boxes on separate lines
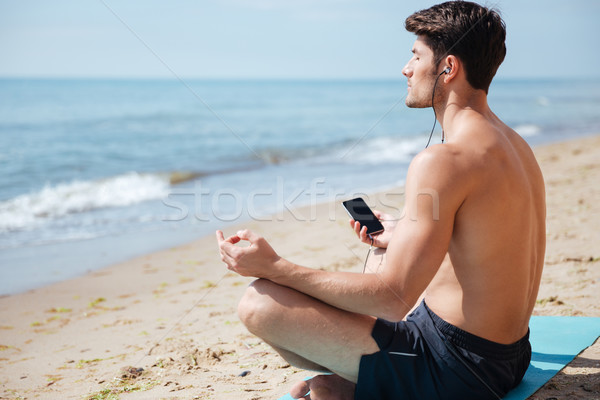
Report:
342,197,384,236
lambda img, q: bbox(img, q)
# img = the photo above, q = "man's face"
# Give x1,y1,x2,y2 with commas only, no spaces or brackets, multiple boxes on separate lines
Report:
402,37,438,109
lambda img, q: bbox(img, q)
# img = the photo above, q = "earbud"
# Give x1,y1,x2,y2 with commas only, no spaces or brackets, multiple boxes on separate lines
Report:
443,67,451,74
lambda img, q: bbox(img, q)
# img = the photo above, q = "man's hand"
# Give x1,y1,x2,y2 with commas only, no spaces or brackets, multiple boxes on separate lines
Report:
350,210,397,248
216,229,282,279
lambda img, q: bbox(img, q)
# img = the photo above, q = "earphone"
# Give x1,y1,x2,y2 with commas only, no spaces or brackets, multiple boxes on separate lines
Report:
425,67,451,148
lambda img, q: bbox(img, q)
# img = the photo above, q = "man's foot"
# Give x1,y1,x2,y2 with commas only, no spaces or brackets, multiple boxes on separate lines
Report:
289,374,355,400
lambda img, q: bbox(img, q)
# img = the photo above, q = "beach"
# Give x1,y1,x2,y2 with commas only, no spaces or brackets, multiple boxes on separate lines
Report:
1,134,599,399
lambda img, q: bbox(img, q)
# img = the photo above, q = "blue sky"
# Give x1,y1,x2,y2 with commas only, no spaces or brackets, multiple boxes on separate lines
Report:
0,0,598,79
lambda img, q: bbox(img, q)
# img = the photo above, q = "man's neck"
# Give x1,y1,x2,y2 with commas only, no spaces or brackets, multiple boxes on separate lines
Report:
435,88,491,141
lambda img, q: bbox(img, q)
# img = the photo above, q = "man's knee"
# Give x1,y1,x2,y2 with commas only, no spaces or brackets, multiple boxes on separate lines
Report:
237,278,275,332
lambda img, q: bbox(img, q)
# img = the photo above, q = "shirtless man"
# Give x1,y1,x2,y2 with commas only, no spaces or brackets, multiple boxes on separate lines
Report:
217,2,546,399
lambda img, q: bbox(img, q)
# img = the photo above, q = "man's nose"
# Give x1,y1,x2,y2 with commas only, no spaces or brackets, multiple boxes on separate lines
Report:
402,63,412,77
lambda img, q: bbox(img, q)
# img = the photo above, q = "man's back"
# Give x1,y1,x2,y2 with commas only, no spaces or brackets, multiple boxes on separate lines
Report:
425,110,546,344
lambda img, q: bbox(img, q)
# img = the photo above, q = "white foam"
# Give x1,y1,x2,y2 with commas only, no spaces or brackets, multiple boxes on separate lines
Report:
0,172,170,232
340,135,426,164
514,124,541,137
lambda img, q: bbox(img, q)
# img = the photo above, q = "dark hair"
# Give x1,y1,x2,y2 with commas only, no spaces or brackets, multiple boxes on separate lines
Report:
405,1,506,93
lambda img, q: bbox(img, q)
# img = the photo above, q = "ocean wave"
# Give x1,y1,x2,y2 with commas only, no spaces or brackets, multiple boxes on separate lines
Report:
338,135,426,164
239,137,422,167
0,172,171,232
514,124,541,137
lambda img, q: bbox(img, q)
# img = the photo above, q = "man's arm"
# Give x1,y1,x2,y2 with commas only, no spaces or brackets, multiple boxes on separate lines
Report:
217,147,468,321
381,148,467,311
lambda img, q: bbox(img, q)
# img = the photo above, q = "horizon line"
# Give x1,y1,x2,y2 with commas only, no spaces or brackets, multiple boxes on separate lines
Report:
0,75,592,82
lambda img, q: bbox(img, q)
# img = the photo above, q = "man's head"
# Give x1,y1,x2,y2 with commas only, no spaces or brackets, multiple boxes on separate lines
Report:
405,1,506,94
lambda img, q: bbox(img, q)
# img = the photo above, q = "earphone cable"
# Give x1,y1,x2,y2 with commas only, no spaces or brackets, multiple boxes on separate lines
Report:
425,69,447,148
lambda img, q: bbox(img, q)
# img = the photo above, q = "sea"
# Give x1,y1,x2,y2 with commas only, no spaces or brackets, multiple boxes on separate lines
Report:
1,77,600,295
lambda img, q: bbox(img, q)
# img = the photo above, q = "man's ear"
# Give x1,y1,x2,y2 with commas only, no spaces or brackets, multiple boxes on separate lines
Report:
442,55,460,82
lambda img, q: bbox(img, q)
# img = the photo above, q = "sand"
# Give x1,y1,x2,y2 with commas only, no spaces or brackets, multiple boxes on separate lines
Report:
1,134,599,400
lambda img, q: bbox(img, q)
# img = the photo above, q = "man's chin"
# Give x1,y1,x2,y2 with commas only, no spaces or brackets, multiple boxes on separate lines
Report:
405,100,429,109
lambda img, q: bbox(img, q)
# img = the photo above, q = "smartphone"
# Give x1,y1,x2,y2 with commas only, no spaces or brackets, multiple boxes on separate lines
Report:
342,197,384,236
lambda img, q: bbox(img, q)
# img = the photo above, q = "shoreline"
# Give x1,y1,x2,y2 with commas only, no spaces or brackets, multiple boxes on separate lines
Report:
1,134,599,399
3,129,599,298
0,173,407,298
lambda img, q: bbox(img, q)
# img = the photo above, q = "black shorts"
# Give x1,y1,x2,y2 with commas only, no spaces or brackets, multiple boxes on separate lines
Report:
355,300,531,400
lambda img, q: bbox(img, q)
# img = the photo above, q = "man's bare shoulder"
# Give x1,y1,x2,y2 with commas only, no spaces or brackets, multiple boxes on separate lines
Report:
401,143,481,220
407,142,479,192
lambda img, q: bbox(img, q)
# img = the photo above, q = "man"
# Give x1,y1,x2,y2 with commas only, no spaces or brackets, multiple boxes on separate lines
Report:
217,1,546,399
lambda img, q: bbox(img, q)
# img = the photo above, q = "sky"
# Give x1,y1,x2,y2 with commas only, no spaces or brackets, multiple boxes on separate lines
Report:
0,0,599,80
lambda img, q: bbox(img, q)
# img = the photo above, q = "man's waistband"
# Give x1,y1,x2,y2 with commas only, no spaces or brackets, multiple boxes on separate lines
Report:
419,300,530,361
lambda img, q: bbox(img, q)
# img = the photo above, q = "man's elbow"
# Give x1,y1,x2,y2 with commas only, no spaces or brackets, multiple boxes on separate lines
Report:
378,294,414,322
373,275,420,322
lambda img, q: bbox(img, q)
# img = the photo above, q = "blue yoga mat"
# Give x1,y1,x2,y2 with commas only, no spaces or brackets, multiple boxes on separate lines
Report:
277,316,600,400
503,316,600,399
